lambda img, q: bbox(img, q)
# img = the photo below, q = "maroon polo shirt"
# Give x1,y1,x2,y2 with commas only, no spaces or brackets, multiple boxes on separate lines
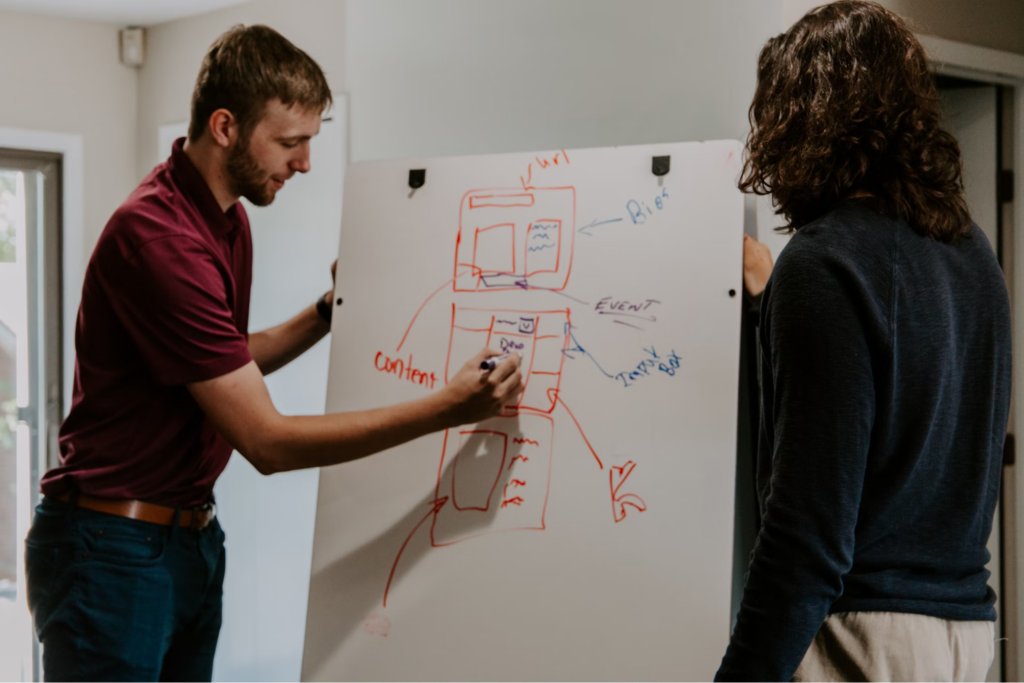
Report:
41,138,253,508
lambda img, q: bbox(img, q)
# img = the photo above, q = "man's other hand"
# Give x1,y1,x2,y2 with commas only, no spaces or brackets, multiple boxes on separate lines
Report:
743,234,774,297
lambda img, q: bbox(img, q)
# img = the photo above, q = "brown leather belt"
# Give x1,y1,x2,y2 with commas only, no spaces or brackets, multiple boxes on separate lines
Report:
56,492,216,530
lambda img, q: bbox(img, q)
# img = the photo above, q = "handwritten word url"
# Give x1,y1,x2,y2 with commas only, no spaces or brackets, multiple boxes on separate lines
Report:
374,352,438,389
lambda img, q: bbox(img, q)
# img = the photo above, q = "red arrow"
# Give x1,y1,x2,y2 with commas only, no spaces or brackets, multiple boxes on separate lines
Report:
384,496,448,607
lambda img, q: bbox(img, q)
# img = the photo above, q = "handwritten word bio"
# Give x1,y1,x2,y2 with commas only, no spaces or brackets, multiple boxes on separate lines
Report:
626,187,670,225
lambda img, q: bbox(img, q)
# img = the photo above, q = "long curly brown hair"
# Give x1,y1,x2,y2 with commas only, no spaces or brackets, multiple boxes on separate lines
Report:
740,1,970,242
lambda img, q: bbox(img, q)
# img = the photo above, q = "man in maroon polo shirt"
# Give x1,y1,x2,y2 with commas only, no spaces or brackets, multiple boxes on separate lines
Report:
25,25,522,682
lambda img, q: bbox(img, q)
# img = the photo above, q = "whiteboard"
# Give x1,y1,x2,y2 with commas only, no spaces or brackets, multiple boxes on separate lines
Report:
304,140,744,681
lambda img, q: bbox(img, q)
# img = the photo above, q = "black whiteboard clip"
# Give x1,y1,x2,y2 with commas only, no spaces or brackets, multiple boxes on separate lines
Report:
652,156,670,186
408,169,426,198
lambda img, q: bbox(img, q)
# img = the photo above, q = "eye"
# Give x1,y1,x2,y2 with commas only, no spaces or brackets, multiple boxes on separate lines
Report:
281,142,298,149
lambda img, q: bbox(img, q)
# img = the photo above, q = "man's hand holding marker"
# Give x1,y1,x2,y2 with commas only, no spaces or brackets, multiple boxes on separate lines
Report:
440,349,523,426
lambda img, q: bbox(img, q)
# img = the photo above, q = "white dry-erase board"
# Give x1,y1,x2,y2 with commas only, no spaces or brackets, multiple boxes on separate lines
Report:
303,141,744,681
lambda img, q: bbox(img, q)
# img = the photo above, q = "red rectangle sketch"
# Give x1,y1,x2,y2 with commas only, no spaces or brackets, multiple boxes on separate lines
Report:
468,193,536,209
451,430,507,512
432,413,555,546
473,223,516,275
455,187,575,292
445,307,569,415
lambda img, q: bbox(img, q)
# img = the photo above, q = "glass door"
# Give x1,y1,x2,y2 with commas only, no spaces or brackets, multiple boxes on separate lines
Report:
0,151,62,682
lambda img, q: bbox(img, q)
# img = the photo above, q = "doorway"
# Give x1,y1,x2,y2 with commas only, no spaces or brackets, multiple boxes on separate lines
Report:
0,149,63,683
936,75,1015,683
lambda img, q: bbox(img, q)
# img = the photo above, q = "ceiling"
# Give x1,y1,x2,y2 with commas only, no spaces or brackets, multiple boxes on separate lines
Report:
0,0,251,26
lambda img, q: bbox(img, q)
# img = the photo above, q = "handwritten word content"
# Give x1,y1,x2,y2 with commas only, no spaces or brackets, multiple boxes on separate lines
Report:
616,347,682,388
626,187,670,225
374,352,438,389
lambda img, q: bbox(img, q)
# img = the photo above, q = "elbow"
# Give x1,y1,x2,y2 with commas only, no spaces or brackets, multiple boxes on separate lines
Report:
248,449,281,476
251,357,276,377
239,427,287,476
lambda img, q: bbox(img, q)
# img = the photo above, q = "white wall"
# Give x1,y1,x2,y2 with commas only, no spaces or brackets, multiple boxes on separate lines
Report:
136,0,345,178
0,9,136,266
347,0,782,161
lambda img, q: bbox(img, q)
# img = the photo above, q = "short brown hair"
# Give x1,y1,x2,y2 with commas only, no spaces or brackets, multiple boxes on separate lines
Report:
188,25,333,142
740,1,970,242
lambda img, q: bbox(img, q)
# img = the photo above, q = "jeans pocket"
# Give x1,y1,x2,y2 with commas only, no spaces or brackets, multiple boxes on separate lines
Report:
80,518,167,566
24,542,56,623
24,540,79,638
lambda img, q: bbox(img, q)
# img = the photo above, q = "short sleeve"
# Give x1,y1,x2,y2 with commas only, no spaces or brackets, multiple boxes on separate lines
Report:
103,235,253,385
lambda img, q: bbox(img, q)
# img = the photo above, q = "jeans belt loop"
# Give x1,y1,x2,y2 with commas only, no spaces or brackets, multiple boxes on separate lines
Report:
170,509,182,540
66,488,81,523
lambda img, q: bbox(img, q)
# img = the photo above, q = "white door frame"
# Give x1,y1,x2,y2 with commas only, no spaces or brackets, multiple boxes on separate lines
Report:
917,33,1024,682
0,128,83,415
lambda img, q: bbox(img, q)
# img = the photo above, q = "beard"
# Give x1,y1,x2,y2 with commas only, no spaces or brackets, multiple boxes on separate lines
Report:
226,136,276,207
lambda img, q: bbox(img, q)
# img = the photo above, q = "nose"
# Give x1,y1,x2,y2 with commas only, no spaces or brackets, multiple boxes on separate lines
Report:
291,153,311,175
290,143,309,175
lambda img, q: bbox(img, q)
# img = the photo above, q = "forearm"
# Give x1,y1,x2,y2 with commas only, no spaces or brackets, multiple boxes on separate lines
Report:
248,301,329,375
716,512,847,680
249,392,453,474
191,352,522,478
718,438,864,680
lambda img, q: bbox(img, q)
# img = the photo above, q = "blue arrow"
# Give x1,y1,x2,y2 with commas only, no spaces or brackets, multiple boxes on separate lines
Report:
578,217,624,236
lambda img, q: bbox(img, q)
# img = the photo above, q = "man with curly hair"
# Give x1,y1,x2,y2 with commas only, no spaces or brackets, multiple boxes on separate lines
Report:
717,2,1008,681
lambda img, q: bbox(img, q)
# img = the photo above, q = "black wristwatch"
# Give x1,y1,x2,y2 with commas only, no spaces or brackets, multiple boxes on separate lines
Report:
316,293,333,325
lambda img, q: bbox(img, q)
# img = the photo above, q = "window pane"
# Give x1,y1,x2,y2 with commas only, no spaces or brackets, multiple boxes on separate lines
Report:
0,320,13,590
0,167,26,681
0,171,16,263
0,169,21,592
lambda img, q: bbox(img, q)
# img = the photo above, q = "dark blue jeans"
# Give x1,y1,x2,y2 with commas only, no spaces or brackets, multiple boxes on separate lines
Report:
25,496,226,682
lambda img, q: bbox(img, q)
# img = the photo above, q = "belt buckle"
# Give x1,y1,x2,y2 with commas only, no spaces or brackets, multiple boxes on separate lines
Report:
190,502,216,531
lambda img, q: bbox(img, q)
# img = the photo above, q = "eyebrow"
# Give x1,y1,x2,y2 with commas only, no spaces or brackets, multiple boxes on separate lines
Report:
275,135,314,144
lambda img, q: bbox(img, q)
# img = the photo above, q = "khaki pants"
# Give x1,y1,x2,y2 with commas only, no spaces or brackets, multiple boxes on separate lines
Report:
793,612,995,682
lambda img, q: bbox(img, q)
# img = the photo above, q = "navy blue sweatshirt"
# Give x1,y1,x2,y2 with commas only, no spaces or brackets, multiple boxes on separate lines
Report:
716,199,1011,681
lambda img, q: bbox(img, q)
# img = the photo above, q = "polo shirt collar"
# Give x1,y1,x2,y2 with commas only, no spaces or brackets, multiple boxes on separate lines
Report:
167,137,245,237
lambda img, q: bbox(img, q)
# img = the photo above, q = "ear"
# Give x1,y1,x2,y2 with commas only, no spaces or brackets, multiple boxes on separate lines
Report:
207,108,239,149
